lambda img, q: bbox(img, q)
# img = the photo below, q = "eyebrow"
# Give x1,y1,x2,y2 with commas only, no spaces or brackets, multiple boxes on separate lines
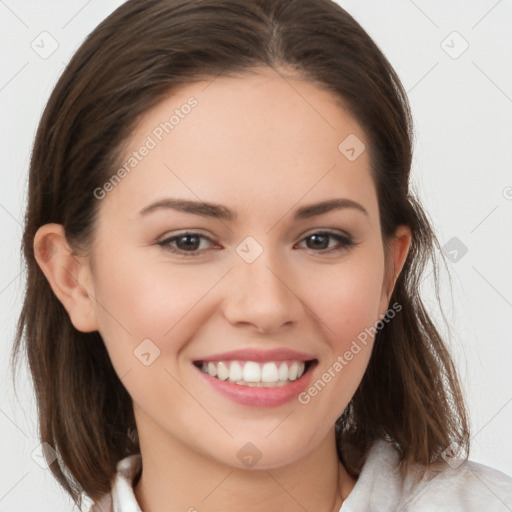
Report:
139,197,368,220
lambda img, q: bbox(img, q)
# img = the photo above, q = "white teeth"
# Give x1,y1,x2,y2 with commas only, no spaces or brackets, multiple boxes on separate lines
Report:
198,359,309,386
261,362,279,383
207,362,217,378
289,362,299,380
278,362,288,381
229,361,243,381
217,361,229,381
243,361,261,382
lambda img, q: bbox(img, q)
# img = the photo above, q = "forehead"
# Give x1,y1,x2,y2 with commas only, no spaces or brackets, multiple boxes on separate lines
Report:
100,67,378,226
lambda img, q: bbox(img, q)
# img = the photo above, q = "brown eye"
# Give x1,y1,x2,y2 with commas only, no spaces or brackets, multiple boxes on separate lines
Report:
298,231,356,253
157,232,214,256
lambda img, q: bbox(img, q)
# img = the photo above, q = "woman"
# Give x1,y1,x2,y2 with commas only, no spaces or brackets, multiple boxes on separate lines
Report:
13,0,512,510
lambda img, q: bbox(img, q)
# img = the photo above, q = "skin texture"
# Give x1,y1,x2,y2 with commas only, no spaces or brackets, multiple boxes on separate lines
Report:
34,66,411,511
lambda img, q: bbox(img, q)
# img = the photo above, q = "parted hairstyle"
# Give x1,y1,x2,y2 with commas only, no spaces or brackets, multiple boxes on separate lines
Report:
12,0,470,507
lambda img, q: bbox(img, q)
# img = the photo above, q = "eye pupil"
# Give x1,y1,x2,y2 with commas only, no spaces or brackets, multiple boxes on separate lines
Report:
308,234,329,250
160,231,352,257
177,234,200,251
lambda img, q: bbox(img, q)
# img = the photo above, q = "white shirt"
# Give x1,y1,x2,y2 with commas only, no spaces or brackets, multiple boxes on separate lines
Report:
89,439,512,511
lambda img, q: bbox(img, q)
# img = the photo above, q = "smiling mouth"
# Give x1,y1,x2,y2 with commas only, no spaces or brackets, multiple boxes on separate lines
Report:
193,359,317,387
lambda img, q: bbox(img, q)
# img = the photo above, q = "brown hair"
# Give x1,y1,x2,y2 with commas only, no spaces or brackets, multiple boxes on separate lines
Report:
12,0,469,507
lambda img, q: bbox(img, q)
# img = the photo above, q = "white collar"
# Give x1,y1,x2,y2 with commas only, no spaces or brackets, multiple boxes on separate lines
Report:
90,438,512,511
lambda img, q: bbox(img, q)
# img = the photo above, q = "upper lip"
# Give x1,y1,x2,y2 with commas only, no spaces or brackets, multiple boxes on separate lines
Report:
194,348,317,363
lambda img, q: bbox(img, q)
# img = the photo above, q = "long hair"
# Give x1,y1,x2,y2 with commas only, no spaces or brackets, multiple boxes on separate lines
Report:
12,0,469,506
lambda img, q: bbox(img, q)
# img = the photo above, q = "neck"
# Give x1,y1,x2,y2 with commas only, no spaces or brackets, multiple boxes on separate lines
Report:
133,411,356,512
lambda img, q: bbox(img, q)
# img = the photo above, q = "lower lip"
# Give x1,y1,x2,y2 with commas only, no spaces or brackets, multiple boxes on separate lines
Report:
195,365,314,407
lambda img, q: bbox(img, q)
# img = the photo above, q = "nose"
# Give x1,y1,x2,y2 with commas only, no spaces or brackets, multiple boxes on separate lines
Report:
222,249,304,334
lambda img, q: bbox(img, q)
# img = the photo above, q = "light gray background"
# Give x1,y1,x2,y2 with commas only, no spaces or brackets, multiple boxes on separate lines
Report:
1,1,511,510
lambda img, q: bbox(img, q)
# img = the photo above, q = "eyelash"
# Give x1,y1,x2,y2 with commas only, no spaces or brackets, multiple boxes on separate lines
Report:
156,230,357,257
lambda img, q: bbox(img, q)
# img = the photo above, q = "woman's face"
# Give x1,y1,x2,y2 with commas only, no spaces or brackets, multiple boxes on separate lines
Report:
80,67,410,469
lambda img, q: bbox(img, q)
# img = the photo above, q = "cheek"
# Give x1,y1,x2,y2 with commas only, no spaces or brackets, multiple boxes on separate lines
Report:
311,248,386,351
94,252,202,328
90,255,213,409
296,246,385,414
91,251,228,366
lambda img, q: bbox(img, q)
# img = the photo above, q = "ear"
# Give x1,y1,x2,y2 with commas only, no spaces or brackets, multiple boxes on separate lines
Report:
33,223,99,333
379,225,412,315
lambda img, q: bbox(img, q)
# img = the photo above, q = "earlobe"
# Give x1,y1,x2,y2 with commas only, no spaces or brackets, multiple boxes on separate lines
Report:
33,223,99,333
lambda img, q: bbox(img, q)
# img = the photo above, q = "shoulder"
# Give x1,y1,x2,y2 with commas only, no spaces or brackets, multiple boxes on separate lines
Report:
342,439,512,511
406,457,512,510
